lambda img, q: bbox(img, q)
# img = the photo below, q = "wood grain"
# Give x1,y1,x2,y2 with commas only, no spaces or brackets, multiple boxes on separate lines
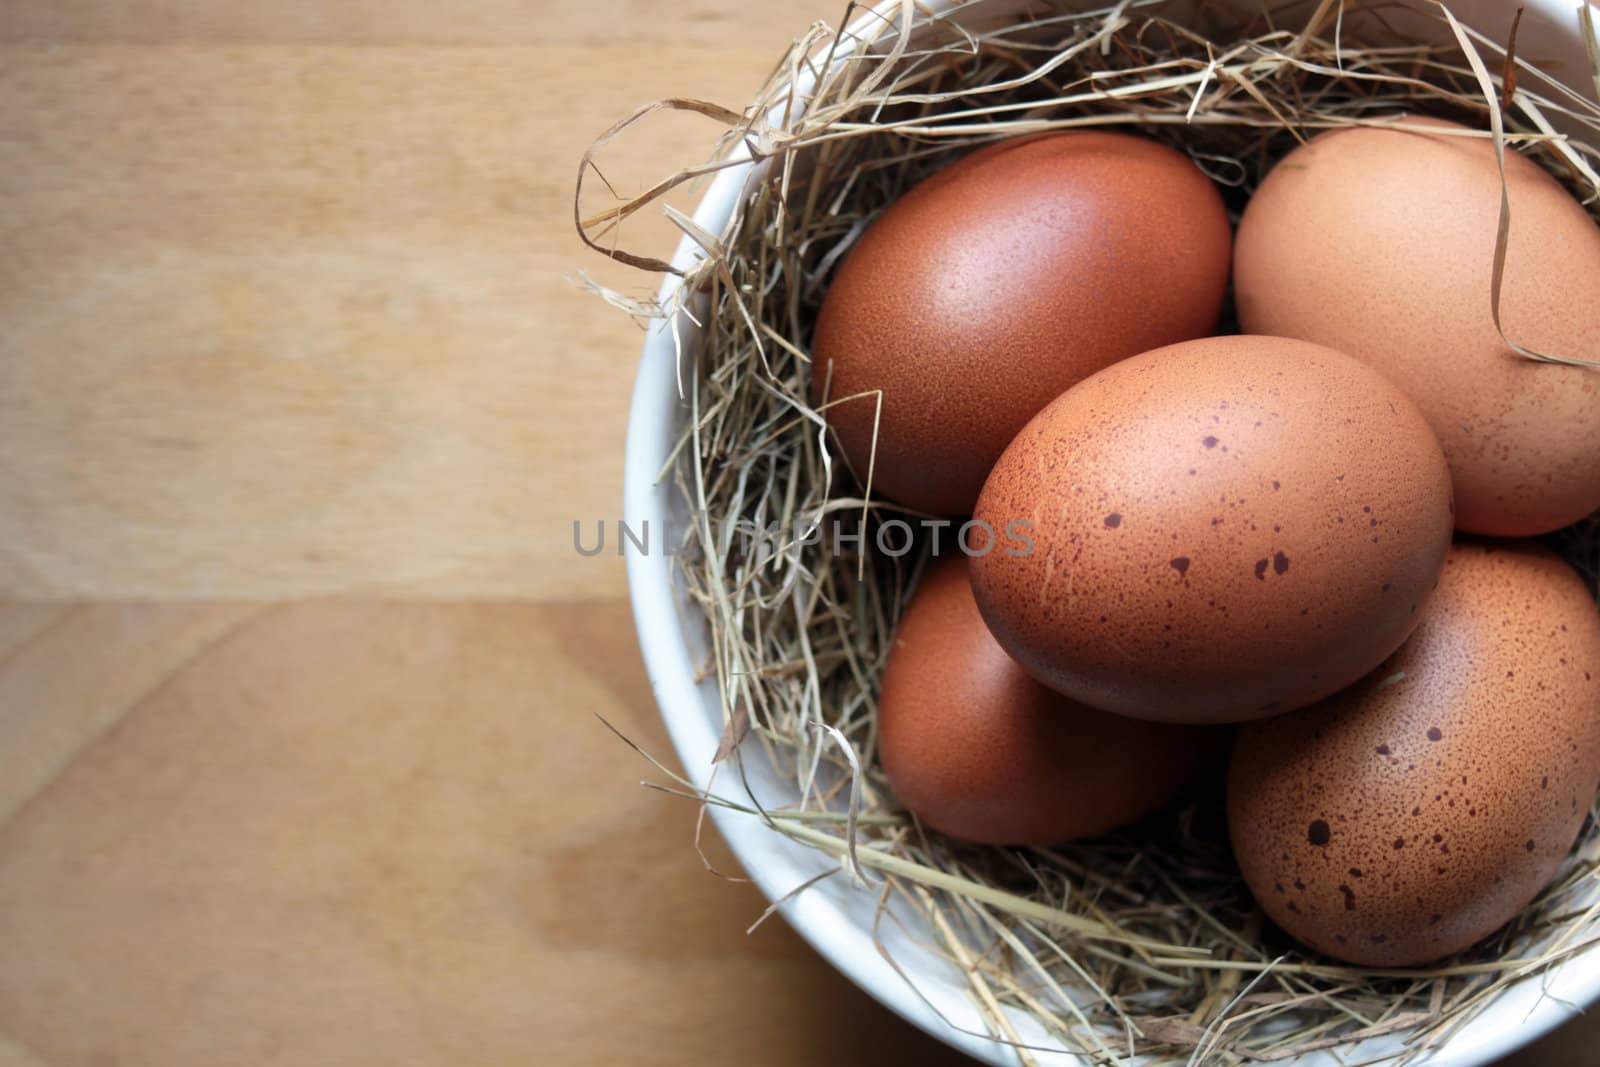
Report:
0,602,259,824
0,0,834,599
0,0,829,46
0,600,969,1067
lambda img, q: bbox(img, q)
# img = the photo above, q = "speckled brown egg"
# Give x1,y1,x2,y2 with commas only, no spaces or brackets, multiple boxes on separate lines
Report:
877,555,1222,845
1235,116,1600,536
970,334,1453,725
811,130,1231,516
1227,541,1600,967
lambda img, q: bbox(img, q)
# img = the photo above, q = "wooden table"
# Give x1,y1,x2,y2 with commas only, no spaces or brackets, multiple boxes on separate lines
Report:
0,3,1591,1064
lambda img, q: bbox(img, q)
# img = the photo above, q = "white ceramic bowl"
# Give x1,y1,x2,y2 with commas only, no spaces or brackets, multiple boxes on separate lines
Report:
623,3,1600,1063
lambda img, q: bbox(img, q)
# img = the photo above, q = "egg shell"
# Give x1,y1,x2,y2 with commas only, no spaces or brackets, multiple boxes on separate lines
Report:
877,555,1222,845
1235,116,1600,536
811,130,1231,516
970,334,1454,725
1227,541,1600,967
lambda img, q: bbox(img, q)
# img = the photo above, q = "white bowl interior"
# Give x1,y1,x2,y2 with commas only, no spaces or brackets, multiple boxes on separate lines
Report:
623,2,1600,1064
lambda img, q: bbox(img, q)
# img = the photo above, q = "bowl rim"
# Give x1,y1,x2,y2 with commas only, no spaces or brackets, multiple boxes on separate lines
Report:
620,2,1600,1063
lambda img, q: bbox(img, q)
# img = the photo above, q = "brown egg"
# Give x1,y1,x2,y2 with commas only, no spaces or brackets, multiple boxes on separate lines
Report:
970,334,1454,725
812,130,1231,516
1235,116,1600,536
877,555,1221,845
1228,541,1600,967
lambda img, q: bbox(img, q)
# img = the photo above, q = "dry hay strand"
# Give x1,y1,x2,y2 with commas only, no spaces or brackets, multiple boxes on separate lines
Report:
577,1,1600,1062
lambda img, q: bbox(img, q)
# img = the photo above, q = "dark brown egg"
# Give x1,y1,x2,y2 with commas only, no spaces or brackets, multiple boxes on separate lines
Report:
1228,541,1600,967
877,555,1221,845
970,334,1453,725
1235,117,1600,536
812,130,1231,516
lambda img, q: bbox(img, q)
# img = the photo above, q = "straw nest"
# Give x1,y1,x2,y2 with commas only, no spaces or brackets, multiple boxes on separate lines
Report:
577,1,1600,1062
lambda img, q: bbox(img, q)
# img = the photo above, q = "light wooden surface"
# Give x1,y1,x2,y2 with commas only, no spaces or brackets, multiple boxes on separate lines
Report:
0,3,1594,1065
0,2,839,599
0,602,977,1066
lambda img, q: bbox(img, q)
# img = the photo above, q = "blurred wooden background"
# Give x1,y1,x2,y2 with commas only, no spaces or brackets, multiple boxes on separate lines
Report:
0,2,1594,1064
